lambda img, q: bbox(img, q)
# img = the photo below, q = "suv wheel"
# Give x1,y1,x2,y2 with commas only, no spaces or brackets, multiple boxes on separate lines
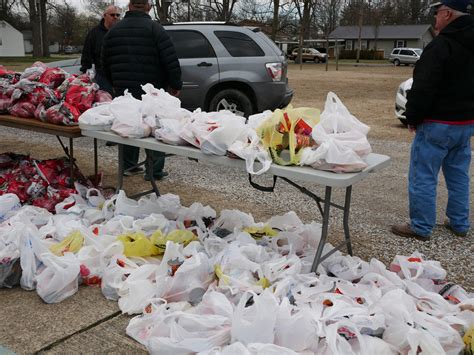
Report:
394,59,401,66
314,57,320,63
209,89,253,117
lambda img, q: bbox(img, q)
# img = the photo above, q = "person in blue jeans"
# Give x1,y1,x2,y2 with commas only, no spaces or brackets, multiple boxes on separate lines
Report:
391,0,474,241
102,0,182,181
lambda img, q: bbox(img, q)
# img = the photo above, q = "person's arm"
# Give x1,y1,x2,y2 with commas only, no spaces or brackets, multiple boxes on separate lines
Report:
80,29,94,73
153,23,183,92
100,32,112,84
405,39,449,126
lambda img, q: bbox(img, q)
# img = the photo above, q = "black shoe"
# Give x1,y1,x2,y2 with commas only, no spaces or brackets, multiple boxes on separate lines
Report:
123,166,145,176
144,171,169,181
105,141,117,147
444,220,468,237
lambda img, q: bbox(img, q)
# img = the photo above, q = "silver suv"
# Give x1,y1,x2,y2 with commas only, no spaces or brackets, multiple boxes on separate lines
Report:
46,23,293,117
389,48,422,66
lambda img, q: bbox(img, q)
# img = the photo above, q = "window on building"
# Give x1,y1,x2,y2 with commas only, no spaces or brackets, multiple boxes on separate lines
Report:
396,40,405,48
214,31,264,57
345,40,353,50
167,30,215,59
361,40,368,50
0,36,2,46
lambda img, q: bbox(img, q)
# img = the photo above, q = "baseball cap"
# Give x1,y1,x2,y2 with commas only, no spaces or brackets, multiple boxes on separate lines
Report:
430,0,472,12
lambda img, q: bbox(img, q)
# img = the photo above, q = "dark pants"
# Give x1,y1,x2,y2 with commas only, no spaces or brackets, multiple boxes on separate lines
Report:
95,72,113,95
123,146,165,177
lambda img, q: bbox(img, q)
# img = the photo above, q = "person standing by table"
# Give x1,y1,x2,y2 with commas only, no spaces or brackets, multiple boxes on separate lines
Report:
80,5,122,95
391,0,474,241
101,0,182,180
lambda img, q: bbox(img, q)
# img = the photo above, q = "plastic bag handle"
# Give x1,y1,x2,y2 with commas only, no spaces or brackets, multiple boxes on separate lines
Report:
248,174,278,192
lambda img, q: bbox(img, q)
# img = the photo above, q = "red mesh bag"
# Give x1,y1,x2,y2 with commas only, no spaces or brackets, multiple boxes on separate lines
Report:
94,90,113,104
65,84,96,113
45,101,81,125
8,99,36,118
39,68,67,89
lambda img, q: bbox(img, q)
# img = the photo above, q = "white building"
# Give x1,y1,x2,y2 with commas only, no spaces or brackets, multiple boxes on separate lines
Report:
0,21,25,57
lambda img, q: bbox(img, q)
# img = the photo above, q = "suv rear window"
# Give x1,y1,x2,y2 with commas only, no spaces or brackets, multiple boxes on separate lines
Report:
167,30,216,59
392,49,400,55
400,50,414,56
214,31,264,57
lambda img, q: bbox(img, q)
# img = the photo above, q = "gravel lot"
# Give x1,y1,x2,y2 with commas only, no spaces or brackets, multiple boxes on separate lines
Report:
0,63,472,290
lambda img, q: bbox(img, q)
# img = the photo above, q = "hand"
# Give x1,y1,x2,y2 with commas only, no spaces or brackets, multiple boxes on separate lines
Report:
408,124,416,133
169,88,181,97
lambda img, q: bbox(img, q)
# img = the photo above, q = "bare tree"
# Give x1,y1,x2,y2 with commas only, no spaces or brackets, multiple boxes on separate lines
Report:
80,0,110,16
314,0,343,38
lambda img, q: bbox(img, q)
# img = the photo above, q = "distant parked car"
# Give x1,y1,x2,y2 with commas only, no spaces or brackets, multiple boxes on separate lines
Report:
395,78,413,125
46,23,293,117
63,46,77,54
288,48,327,63
389,48,422,66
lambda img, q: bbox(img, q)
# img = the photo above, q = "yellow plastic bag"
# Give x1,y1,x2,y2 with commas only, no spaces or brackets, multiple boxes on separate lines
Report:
256,106,320,165
464,326,473,355
117,232,160,257
49,230,84,256
150,229,198,254
243,225,279,239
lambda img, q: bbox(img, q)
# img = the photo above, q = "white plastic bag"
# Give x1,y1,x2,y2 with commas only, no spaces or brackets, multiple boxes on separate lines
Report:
35,252,80,303
300,92,372,173
0,194,21,222
78,102,114,130
231,289,279,344
110,91,151,138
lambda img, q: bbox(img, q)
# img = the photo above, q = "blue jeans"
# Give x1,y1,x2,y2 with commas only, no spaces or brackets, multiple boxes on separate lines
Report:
409,122,473,236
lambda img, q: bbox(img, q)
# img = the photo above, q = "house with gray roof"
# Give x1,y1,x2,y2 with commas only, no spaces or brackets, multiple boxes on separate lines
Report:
329,25,434,58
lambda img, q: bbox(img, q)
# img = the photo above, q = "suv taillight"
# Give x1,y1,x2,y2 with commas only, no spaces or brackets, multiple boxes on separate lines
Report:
266,63,282,82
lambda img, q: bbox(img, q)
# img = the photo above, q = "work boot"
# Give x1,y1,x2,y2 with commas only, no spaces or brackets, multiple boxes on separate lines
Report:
443,220,468,237
391,223,431,241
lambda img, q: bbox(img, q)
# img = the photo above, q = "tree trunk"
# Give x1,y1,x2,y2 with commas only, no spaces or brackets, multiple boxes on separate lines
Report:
271,0,280,41
29,0,42,57
40,0,49,57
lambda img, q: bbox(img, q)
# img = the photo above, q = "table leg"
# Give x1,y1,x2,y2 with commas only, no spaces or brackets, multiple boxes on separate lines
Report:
311,186,332,273
146,151,160,197
116,144,124,193
343,186,353,256
94,138,98,177
69,137,74,186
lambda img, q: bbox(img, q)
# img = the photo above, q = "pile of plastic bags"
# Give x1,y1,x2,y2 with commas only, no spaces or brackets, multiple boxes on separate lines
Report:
0,190,472,354
0,63,112,125
0,152,84,212
79,85,372,174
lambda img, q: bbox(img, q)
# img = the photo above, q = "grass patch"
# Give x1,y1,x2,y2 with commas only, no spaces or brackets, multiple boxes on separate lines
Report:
1,55,80,71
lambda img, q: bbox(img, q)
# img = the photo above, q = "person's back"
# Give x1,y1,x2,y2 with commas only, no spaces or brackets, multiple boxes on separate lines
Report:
102,2,181,99
101,0,182,182
405,11,474,124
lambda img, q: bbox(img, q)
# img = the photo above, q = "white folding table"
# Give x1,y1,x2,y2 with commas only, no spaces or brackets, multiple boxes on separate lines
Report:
81,129,391,272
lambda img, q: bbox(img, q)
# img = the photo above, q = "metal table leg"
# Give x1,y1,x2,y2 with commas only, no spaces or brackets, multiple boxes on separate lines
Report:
343,186,353,256
116,144,124,193
94,138,98,177
311,186,332,273
69,137,74,186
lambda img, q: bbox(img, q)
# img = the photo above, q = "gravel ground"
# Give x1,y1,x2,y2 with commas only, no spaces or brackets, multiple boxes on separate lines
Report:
0,126,472,291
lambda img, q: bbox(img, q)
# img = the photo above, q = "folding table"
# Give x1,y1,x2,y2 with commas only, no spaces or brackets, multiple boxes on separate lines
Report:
81,129,391,272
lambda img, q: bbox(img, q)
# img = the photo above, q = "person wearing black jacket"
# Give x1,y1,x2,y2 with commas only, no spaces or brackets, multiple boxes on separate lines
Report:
80,5,122,94
392,0,474,241
102,0,182,181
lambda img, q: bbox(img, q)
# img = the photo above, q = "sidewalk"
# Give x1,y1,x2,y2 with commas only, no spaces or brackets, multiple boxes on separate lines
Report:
0,286,147,354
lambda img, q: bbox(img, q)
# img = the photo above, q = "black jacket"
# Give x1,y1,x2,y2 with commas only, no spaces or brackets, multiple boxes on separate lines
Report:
101,11,182,99
405,15,474,125
80,19,108,74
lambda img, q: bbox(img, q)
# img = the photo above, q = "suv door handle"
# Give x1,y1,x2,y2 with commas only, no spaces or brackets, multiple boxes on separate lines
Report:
197,62,212,67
